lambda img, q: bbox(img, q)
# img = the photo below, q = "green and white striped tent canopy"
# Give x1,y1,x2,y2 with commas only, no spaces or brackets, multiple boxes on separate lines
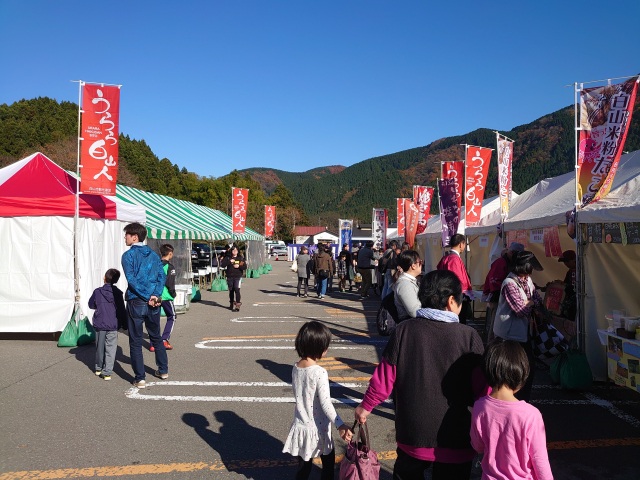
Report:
117,184,263,241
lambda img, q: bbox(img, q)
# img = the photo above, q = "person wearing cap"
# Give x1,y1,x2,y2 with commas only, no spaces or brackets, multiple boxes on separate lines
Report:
558,250,577,320
482,242,524,341
493,250,545,401
437,234,473,324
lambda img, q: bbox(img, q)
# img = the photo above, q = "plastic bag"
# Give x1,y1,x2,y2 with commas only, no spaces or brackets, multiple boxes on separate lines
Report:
76,316,96,346
57,315,78,347
550,349,593,390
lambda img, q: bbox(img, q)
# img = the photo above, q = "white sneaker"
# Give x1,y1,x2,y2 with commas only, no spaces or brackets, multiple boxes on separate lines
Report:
133,379,146,389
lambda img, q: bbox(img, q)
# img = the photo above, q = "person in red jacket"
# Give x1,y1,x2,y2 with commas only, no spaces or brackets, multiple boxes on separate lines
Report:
437,234,472,324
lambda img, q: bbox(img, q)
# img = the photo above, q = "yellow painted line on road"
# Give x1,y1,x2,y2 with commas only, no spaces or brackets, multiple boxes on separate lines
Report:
4,438,639,478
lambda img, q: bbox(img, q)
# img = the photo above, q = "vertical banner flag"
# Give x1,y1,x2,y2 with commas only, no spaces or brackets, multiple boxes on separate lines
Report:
372,209,388,250
232,188,249,234
404,200,419,248
264,205,275,238
439,178,459,248
464,145,493,226
339,219,353,254
396,198,406,238
80,84,120,195
441,161,464,211
496,136,514,219
413,186,434,235
578,76,639,207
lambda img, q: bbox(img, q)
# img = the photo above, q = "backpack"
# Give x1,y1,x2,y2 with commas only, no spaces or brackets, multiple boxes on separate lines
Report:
376,291,400,336
377,250,394,273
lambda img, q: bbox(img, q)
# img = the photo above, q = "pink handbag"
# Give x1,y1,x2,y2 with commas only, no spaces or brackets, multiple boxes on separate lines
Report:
339,421,380,480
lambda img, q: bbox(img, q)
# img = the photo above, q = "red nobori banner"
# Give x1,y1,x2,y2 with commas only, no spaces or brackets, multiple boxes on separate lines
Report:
578,77,639,207
464,145,493,226
232,188,249,234
404,199,419,248
413,185,434,235
80,84,120,195
497,137,514,219
396,198,406,238
264,205,275,238
441,161,464,211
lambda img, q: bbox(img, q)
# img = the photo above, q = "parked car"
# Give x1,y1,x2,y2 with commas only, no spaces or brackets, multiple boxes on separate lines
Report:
270,245,288,259
192,243,211,270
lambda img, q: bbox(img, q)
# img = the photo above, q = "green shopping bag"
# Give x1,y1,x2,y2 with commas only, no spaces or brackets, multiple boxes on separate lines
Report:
192,286,201,302
57,314,79,347
551,349,593,390
77,316,96,346
252,269,260,278
210,279,222,292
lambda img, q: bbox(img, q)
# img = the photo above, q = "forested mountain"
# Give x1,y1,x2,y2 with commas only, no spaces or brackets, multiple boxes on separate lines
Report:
241,103,640,225
2,97,639,238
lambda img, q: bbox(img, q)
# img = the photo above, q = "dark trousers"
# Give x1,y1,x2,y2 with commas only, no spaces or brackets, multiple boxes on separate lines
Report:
393,448,471,480
297,277,309,296
516,339,536,402
227,277,241,303
295,449,335,480
160,300,176,341
127,298,168,381
458,298,473,325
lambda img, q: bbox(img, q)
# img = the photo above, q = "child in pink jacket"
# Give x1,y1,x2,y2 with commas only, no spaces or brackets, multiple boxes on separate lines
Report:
471,340,553,480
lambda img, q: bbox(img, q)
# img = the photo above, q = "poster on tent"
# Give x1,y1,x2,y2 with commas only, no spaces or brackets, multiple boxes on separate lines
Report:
232,187,249,234
413,185,434,235
543,226,563,257
372,208,387,250
80,84,121,195
441,161,464,210
338,219,353,253
264,205,275,238
438,178,459,248
578,76,639,207
465,145,493,226
396,198,406,238
404,200,419,248
497,136,514,218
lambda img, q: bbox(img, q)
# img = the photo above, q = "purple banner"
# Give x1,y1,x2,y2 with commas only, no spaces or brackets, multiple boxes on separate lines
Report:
439,178,460,248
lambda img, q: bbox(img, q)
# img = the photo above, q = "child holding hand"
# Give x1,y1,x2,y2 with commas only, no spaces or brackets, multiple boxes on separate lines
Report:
283,321,352,480
471,340,554,480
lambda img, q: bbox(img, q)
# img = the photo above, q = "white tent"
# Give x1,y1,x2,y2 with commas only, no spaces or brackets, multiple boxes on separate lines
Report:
0,153,146,333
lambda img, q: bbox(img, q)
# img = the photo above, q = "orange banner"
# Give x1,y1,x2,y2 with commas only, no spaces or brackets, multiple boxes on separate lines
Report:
412,186,434,235
264,205,275,238
578,77,638,207
232,188,249,234
441,161,464,210
404,199,419,248
396,198,406,238
80,84,120,195
497,138,513,218
464,145,493,226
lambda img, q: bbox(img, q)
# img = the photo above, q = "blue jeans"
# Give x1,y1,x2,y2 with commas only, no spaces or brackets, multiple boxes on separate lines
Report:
316,277,327,296
127,297,168,381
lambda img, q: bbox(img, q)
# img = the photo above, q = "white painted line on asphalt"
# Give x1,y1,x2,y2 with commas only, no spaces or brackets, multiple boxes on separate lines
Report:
230,316,375,324
195,338,388,344
584,393,640,428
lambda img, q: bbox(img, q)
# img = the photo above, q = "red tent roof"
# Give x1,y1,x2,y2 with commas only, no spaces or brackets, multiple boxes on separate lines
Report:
0,152,117,219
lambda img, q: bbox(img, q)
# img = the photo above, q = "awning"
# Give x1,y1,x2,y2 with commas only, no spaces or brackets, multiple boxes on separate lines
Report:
116,184,263,241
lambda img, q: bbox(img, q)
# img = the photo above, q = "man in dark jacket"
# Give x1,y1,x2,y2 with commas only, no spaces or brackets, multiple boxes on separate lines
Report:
314,244,334,299
122,222,168,389
356,240,375,298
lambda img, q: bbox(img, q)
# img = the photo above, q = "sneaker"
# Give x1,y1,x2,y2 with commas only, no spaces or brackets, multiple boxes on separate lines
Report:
133,379,146,389
100,374,112,381
154,370,169,380
149,345,155,352
95,370,102,376
163,340,173,350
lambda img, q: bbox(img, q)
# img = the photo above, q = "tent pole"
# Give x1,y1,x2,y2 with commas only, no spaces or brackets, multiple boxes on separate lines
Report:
73,80,84,321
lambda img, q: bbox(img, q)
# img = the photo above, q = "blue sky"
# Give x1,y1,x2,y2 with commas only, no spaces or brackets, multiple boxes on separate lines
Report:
1,1,638,178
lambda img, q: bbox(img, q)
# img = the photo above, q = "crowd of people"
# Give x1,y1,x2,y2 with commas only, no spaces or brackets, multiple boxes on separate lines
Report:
97,229,559,479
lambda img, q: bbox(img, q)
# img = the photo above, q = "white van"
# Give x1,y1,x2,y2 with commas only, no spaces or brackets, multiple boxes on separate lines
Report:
265,240,285,252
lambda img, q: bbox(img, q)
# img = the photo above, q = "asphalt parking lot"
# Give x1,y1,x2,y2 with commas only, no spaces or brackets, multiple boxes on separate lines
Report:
1,260,639,479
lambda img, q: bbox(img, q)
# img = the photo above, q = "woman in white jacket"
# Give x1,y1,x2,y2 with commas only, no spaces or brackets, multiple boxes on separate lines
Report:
392,250,423,321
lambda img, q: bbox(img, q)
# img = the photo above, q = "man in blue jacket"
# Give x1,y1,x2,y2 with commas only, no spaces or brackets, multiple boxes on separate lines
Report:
122,222,168,388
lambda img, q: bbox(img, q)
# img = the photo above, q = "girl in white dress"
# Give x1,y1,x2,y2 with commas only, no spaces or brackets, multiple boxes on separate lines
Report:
283,321,352,479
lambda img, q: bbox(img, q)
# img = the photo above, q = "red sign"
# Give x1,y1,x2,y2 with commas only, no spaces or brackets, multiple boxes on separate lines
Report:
264,205,275,238
464,146,493,226
232,188,249,234
404,199,419,248
80,84,120,195
578,77,638,206
396,198,406,237
441,161,464,210
412,186,434,235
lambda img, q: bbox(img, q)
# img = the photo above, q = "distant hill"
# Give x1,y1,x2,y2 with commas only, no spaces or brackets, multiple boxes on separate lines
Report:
240,103,640,224
2,97,639,232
